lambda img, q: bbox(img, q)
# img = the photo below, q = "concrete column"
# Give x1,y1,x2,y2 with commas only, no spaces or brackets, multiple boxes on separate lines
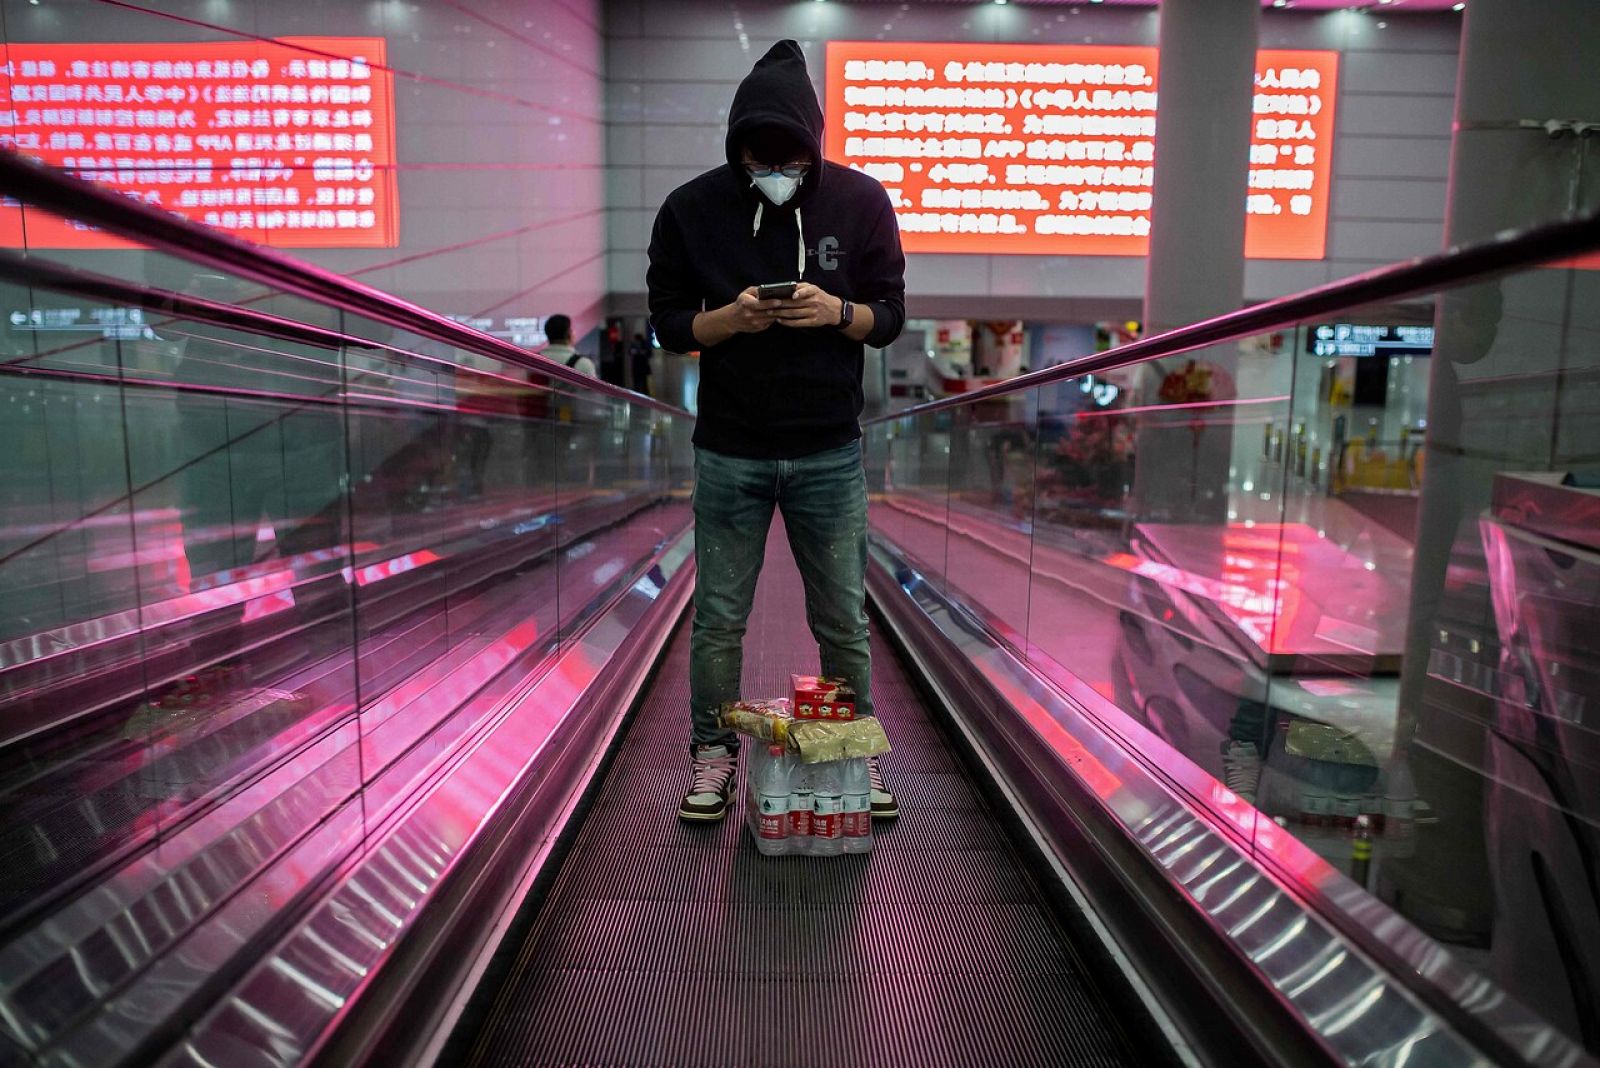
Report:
1134,0,1260,521
1390,0,1600,1032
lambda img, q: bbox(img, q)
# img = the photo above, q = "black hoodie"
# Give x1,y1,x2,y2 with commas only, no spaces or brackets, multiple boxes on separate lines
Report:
647,40,906,460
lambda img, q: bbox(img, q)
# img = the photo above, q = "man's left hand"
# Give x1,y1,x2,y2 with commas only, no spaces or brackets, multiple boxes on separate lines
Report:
772,283,843,329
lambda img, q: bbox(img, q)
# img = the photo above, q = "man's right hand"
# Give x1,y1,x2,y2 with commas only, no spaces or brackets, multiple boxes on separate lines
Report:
692,287,781,347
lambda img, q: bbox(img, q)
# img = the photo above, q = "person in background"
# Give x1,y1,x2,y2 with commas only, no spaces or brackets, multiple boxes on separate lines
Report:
629,332,653,397
542,314,597,378
647,40,906,825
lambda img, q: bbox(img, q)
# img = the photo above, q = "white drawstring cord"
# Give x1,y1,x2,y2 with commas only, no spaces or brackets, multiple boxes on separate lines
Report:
750,186,807,282
795,206,805,280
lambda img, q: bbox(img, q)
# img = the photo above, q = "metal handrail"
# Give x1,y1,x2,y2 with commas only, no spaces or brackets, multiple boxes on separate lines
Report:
868,207,1600,424
0,148,691,418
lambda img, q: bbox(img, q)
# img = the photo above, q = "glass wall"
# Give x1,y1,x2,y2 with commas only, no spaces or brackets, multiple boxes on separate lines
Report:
864,258,1600,1055
0,198,689,1057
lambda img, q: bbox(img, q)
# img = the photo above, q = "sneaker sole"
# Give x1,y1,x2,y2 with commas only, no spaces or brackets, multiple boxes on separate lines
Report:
872,805,899,820
678,804,730,822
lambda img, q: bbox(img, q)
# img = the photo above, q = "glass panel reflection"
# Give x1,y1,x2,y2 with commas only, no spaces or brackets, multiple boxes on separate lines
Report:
944,394,1037,646
864,273,1600,1054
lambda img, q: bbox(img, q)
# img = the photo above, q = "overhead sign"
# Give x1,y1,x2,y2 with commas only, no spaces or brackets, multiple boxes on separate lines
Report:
1309,324,1435,358
825,42,1338,259
0,37,398,248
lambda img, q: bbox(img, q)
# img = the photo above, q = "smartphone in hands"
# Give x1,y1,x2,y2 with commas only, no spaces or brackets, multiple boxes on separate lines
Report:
756,281,798,301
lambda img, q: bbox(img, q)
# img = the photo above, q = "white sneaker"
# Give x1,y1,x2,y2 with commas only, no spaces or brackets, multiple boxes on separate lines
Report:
867,754,897,820
1221,741,1263,805
679,744,737,822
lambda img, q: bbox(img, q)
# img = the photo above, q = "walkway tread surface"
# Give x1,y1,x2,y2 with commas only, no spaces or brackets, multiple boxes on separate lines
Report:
468,521,1132,1067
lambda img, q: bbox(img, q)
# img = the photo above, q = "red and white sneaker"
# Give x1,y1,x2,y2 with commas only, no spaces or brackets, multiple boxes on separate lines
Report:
679,744,738,822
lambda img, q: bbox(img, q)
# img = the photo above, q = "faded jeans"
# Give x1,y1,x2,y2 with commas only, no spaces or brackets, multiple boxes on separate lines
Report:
690,441,873,750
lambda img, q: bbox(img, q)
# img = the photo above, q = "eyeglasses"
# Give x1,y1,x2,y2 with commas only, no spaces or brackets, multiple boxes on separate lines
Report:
745,162,810,179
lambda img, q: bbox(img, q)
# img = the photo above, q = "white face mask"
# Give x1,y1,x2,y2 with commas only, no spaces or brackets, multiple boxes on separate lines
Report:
751,172,802,206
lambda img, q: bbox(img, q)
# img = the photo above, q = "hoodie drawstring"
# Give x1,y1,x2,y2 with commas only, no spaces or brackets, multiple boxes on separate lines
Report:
750,199,808,283
795,207,805,280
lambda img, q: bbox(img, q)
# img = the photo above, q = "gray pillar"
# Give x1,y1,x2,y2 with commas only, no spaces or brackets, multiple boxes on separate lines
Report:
1134,0,1259,521
1390,0,1600,1028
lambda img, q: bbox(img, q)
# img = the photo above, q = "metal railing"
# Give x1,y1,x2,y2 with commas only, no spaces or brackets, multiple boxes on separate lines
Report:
867,206,1600,423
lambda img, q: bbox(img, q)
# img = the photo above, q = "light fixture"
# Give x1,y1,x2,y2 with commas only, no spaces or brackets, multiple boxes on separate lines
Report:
994,0,1007,6
1452,2,1465,9
1272,0,1287,7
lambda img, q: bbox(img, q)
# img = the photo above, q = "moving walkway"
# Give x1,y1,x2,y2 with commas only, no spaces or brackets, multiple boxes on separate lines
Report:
0,150,1595,1067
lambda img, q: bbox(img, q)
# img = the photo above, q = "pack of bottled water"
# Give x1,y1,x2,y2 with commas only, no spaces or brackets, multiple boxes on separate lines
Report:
746,743,873,857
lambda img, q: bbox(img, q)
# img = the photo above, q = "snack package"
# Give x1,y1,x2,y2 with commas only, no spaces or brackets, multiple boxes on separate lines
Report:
791,674,856,721
717,698,793,745
786,716,890,763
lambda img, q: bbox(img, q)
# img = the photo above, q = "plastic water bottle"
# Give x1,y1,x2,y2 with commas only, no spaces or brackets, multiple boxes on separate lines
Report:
787,760,814,853
754,746,791,856
811,762,844,856
841,758,873,854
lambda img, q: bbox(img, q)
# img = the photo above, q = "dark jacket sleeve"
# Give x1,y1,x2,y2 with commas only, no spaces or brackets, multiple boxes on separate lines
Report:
857,193,906,350
646,197,703,355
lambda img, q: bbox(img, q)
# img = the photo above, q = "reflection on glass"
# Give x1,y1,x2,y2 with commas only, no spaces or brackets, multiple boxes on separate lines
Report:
0,246,690,999
944,395,1037,645
874,412,952,585
1384,273,1600,1047
866,275,1600,1054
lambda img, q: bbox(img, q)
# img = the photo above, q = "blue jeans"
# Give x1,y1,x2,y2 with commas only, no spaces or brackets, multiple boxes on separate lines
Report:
690,441,873,750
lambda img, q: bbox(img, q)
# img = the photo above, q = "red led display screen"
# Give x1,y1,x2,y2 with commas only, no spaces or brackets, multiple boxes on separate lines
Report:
0,37,399,248
826,41,1338,260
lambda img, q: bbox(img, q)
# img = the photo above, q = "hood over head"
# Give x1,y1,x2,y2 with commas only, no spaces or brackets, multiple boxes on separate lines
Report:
726,40,825,207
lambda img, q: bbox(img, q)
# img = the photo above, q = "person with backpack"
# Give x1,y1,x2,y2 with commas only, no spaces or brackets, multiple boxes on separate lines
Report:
542,314,597,378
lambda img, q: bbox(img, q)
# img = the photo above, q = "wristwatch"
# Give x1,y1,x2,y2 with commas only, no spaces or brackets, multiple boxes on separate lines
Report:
836,298,854,329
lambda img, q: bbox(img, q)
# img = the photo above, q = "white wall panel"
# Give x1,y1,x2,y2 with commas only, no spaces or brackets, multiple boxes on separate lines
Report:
1332,178,1448,222
1340,93,1457,138
1329,220,1446,262
1343,50,1459,95
1335,136,1454,179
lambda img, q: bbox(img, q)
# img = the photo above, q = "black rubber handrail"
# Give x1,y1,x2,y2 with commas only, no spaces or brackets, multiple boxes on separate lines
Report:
868,207,1600,423
0,249,349,356
0,148,690,418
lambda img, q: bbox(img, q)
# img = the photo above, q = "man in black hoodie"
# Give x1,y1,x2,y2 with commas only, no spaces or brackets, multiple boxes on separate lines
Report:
649,40,905,824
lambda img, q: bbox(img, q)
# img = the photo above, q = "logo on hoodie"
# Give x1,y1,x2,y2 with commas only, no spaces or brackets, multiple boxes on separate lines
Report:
815,236,842,271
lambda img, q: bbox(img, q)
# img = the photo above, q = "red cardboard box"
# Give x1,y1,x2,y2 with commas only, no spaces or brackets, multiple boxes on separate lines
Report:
791,674,856,721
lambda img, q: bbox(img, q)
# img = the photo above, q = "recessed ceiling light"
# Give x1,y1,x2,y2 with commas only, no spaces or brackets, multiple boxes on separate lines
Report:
1452,2,1465,9
1273,0,1287,7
